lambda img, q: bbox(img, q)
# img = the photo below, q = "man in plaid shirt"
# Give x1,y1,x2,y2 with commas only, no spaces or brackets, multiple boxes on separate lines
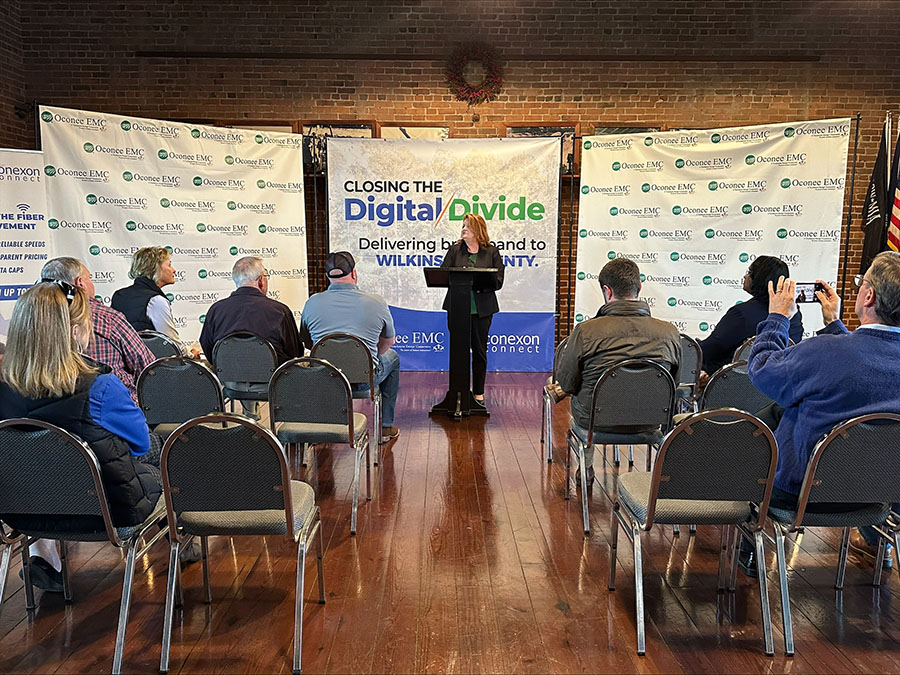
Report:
41,258,154,402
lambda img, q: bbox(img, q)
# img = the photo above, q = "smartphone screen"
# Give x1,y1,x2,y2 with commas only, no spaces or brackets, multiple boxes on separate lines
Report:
795,282,822,303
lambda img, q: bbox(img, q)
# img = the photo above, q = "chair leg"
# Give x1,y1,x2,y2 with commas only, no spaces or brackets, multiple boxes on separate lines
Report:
316,516,326,605
301,443,308,468
351,443,362,535
873,537,886,587
645,444,652,472
613,445,620,467
293,541,307,675
578,447,590,535
608,505,620,590
374,393,382,463
363,436,372,502
627,445,634,467
689,525,697,534
543,394,553,463
632,522,646,655
774,525,794,656
564,437,572,501
201,536,212,603
754,531,775,656
835,527,850,590
0,543,11,615
716,526,729,592
673,524,681,536
160,541,180,673
20,543,34,610
894,531,900,582
111,542,138,675
728,527,741,592
58,540,73,602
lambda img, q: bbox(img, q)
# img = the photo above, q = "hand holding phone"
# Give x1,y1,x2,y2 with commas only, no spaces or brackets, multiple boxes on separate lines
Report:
794,282,824,303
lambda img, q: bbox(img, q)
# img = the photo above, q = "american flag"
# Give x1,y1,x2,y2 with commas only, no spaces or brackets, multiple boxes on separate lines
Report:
888,120,900,251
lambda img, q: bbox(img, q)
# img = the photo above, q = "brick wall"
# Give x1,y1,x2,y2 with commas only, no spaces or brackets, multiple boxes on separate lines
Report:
0,0,28,148
15,0,900,331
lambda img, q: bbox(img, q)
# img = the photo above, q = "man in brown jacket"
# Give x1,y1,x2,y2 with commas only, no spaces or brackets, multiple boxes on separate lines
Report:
557,257,681,481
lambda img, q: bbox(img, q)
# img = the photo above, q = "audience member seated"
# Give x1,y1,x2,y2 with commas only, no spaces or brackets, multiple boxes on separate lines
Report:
699,255,803,376
742,251,900,574
556,258,681,482
199,256,302,419
111,246,201,357
299,251,400,442
0,281,161,592
41,257,154,402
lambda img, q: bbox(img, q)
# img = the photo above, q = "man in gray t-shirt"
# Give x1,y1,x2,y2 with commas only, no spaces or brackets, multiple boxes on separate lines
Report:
299,252,401,442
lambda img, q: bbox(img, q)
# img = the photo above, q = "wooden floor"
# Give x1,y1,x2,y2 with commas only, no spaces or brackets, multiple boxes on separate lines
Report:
2,371,900,674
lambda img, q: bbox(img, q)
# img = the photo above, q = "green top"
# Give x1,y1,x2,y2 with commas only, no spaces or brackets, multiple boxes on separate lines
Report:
469,252,478,314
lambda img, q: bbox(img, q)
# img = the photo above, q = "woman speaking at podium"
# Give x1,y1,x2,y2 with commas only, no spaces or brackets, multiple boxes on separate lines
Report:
440,213,505,408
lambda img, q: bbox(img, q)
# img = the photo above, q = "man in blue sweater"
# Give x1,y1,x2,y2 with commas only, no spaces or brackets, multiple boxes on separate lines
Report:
741,251,900,575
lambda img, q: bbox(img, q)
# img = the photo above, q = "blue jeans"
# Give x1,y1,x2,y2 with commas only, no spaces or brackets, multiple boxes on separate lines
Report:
357,348,400,427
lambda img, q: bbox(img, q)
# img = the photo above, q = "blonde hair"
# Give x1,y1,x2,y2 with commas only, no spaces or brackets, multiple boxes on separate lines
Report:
129,247,170,282
1,283,95,398
461,213,491,247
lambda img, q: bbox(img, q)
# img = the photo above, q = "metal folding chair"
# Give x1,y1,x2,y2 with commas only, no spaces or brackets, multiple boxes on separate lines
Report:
211,332,278,412
675,333,702,413
139,329,182,359
137,356,224,438
700,360,773,416
541,335,569,463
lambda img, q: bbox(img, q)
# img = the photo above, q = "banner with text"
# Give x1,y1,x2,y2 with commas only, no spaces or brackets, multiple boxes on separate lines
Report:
328,138,560,371
576,119,850,338
0,149,50,342
39,105,307,345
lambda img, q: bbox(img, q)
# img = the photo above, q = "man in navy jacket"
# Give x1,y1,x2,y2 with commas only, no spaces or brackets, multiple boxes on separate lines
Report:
745,251,900,572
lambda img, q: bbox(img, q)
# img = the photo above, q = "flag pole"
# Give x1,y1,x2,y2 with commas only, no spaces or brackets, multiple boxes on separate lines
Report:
839,112,862,302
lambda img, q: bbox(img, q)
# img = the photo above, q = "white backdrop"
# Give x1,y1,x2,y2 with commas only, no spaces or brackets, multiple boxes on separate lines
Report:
575,119,850,338
0,149,50,342
327,137,560,371
39,106,308,344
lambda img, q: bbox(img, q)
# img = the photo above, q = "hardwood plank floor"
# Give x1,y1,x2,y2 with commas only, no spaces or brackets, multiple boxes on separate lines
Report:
2,371,900,673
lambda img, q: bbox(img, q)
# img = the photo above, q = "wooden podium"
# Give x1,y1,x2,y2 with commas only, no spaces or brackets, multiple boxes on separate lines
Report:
424,266,500,420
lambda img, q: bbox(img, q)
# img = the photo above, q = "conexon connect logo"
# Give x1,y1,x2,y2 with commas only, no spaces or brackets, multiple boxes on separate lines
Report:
609,207,619,216
745,155,756,166
781,178,791,188
777,228,788,239
258,224,267,233
193,176,202,187
197,223,207,232
126,220,137,231
257,179,266,189
89,245,100,256
227,201,237,210
742,204,752,214
612,161,622,171
667,297,677,307
225,155,235,165
229,246,239,256
191,129,201,139
158,150,169,160
711,133,721,143
703,275,713,285
577,271,585,281
641,183,651,193
708,181,718,191
83,143,95,153
48,219,59,229
672,205,682,215
40,111,53,123
120,120,131,131
581,185,589,194
123,171,133,182
705,228,715,239
198,269,208,279
675,159,685,169
160,198,170,208
784,127,795,138
44,165,56,176
86,194,97,205
670,252,680,261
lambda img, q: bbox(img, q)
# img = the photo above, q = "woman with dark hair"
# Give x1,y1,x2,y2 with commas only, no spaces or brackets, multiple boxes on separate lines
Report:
439,213,505,407
698,255,804,375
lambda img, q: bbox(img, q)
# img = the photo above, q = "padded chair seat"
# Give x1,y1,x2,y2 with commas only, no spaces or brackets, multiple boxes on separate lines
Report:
768,503,891,528
618,471,752,526
179,480,315,539
570,419,664,447
152,423,182,439
223,385,269,401
275,412,367,444
11,496,167,543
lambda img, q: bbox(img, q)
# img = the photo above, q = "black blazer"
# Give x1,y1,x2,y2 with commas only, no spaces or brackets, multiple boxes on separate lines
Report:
440,241,505,318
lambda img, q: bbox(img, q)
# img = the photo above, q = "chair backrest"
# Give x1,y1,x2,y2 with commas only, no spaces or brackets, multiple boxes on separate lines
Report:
0,419,118,543
733,336,755,363
310,333,374,391
211,332,278,385
161,414,294,533
588,359,676,430
551,335,570,382
139,330,182,359
643,409,777,528
699,361,773,416
790,413,900,527
269,357,355,430
678,333,703,389
137,357,225,427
